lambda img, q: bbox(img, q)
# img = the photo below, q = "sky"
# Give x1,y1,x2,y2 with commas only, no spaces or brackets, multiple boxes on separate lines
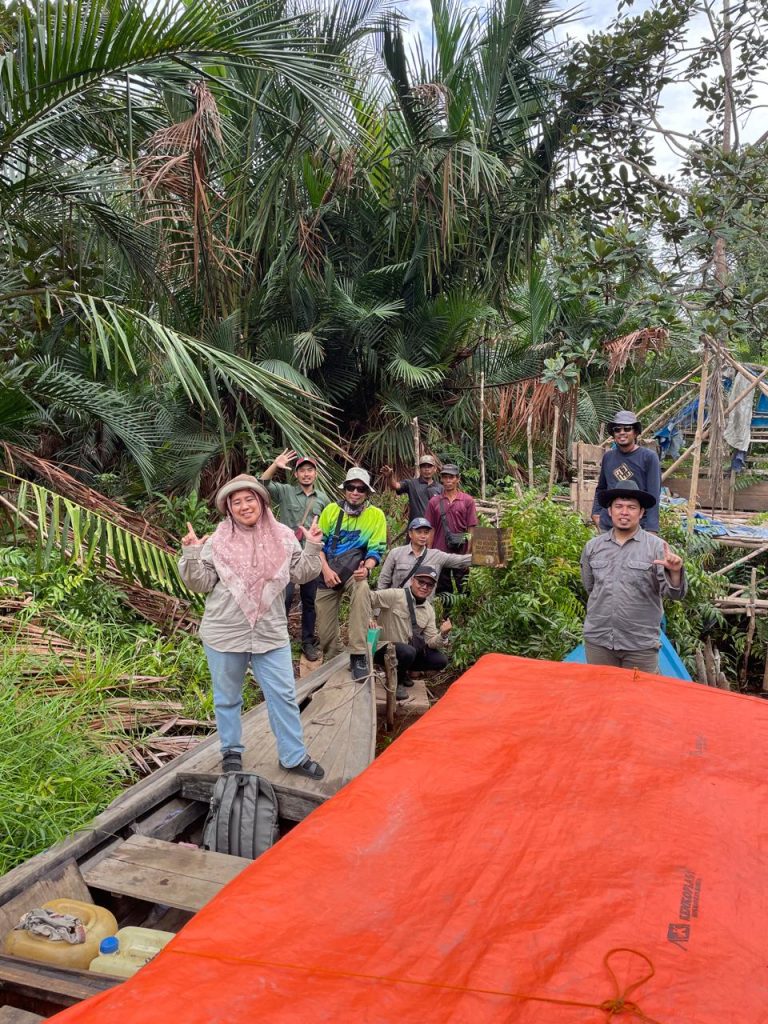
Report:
397,0,768,178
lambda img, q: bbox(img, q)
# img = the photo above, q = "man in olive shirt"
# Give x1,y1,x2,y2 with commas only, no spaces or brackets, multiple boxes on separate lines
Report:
377,517,471,594
367,566,451,700
581,480,685,674
262,449,330,660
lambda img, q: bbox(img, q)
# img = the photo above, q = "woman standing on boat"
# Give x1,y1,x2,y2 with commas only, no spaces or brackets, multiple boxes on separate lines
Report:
179,474,325,779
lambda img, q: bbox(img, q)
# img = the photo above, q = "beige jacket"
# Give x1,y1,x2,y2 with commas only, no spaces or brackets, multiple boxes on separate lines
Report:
179,539,322,654
373,588,442,649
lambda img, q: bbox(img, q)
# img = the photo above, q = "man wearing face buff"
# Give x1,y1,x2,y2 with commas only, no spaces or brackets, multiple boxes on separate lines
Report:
179,475,325,778
315,467,387,680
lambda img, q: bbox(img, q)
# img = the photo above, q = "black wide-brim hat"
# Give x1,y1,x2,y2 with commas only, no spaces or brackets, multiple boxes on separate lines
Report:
597,479,656,510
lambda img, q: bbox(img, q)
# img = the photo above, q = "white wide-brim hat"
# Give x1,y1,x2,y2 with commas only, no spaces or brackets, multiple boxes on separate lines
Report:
338,467,375,493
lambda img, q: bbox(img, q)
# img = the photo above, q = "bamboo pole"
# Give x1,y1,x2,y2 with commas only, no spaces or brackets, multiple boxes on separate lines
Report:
635,367,702,419
740,568,758,685
686,354,710,533
411,417,420,475
548,403,560,496
762,646,768,692
526,414,534,488
642,384,698,440
384,643,397,730
714,344,768,402
479,372,486,501
713,543,768,576
661,363,768,482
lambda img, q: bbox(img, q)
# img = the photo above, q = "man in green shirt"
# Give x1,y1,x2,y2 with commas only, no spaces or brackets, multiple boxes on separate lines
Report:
262,449,330,661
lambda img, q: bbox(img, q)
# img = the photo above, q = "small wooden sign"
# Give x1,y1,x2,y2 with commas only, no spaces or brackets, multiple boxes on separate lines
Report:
470,527,512,567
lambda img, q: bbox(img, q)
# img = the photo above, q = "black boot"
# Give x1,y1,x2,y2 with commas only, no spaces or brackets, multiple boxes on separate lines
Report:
350,654,368,681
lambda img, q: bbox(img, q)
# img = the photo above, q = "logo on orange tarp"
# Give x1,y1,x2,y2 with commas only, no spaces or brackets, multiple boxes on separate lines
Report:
667,868,702,950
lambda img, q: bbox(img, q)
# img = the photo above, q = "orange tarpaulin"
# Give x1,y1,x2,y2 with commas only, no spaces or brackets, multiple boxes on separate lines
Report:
53,656,768,1023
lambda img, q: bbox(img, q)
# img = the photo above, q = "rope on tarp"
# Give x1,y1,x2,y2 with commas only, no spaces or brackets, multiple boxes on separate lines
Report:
169,946,665,1022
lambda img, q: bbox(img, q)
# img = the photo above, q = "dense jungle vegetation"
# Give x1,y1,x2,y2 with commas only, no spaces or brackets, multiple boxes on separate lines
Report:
1,0,768,869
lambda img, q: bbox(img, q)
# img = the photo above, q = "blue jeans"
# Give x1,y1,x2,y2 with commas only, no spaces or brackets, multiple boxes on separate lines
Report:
202,644,306,768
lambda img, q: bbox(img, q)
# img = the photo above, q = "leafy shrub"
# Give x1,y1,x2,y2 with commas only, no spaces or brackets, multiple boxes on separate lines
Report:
451,493,592,666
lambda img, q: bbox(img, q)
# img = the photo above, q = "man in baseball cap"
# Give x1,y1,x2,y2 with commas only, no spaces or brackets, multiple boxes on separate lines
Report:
425,463,478,594
261,449,330,660
380,454,443,524
376,515,472,594
367,564,451,699
591,411,661,534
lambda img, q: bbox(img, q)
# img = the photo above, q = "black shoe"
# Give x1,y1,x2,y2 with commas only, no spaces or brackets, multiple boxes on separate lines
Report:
281,755,325,780
396,684,409,700
302,639,320,661
403,677,415,687
221,750,242,773
350,654,368,681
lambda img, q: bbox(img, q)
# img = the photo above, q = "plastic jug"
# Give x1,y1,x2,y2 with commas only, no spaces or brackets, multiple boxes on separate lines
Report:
2,898,118,969
89,926,175,978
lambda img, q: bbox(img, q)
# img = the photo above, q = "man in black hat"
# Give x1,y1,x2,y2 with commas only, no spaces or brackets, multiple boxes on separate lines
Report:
591,411,661,533
581,480,686,673
368,566,451,700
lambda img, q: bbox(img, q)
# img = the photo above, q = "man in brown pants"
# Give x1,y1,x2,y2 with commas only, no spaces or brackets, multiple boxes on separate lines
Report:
580,480,686,674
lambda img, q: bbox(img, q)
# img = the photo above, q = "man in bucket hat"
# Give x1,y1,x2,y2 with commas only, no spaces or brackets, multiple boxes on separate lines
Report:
580,480,686,673
380,454,443,523
377,516,472,593
591,410,661,533
261,449,330,661
367,565,451,700
315,467,387,680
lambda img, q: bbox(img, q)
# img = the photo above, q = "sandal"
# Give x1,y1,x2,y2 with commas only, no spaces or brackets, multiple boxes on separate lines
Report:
281,755,325,780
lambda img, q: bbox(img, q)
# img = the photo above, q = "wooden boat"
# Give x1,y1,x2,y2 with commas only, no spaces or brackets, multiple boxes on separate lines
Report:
0,655,376,1019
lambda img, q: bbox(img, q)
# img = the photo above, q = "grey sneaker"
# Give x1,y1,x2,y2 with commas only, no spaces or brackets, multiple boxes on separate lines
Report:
396,684,409,700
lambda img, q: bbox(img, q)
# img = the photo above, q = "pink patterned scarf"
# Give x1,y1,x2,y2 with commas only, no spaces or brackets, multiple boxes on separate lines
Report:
209,498,295,625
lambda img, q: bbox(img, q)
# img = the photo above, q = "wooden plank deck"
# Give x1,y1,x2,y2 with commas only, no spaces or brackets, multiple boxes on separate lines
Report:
182,669,377,801
375,677,431,717
82,836,251,913
0,656,347,910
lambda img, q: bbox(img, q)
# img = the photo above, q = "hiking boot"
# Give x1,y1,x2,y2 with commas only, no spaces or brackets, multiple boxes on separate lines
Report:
396,684,409,700
302,639,320,662
281,755,325,780
350,654,368,681
221,750,242,773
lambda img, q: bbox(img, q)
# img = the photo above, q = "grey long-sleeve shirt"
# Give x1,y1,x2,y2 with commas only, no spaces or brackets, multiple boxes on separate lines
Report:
179,539,322,654
376,544,471,591
580,528,686,651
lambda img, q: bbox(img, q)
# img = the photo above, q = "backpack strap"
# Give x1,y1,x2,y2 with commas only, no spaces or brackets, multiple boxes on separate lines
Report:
404,588,421,642
439,497,452,540
329,506,345,556
399,551,427,588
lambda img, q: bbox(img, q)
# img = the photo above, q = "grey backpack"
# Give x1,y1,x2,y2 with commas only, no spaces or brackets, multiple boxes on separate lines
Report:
202,772,279,859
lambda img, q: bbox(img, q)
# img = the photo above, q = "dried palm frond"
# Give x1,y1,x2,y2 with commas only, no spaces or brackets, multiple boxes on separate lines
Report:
603,327,669,383
495,378,558,440
2,443,173,549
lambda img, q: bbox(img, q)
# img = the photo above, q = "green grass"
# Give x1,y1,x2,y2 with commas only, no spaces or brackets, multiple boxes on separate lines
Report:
0,668,127,874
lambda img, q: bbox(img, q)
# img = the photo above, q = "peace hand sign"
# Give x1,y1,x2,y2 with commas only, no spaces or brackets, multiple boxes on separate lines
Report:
181,521,209,547
653,541,683,573
299,515,322,546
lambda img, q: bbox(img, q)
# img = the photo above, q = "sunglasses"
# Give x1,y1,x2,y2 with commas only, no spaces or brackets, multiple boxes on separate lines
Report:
611,426,635,434
344,484,369,494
